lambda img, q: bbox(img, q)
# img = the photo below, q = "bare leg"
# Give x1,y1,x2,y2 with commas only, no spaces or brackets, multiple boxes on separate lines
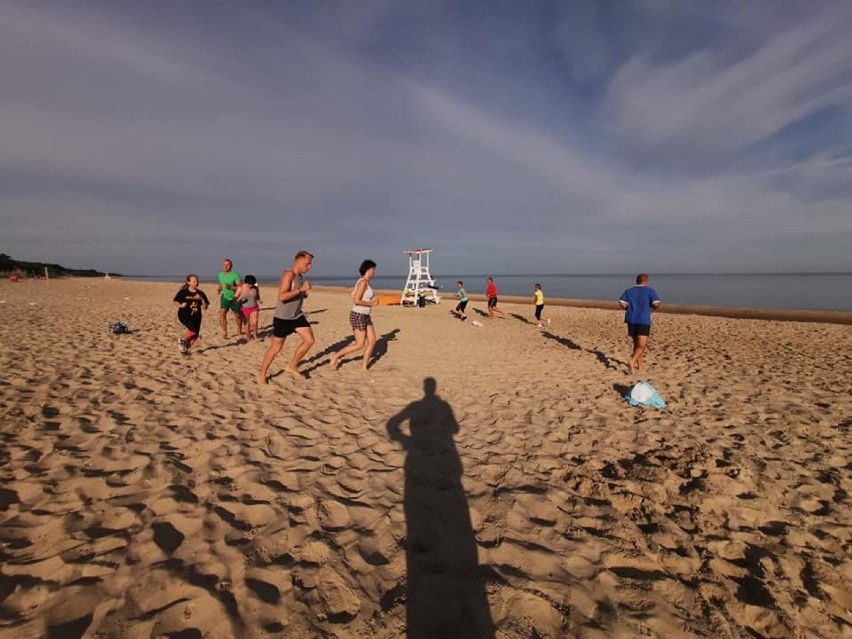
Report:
634,335,649,370
286,327,315,378
362,324,377,370
244,314,251,342
219,309,229,338
251,313,259,341
181,330,197,352
331,330,366,369
258,336,286,383
494,305,507,318
235,311,245,338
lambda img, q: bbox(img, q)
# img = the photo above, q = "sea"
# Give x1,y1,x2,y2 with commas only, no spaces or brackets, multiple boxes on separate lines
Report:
130,273,852,312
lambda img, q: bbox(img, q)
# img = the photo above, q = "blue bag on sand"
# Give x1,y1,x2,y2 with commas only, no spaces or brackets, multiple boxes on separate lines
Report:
624,381,666,408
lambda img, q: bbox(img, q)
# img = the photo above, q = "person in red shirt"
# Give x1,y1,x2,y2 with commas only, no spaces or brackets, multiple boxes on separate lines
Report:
486,277,507,319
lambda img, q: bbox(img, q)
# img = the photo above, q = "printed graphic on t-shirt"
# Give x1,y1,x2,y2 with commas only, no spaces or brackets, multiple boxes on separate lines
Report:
175,289,209,316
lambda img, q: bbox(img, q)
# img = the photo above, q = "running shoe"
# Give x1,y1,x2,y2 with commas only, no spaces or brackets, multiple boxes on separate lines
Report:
178,338,187,354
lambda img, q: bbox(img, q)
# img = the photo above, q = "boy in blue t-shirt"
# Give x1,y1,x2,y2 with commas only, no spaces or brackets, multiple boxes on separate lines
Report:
618,273,661,372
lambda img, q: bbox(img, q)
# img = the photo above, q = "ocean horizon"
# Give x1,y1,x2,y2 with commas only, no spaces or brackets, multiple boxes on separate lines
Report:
128,272,852,312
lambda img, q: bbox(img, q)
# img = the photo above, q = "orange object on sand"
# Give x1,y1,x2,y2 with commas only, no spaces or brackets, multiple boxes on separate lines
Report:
374,294,401,306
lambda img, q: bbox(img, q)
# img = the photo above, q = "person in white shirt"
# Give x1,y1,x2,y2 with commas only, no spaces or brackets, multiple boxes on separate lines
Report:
331,260,379,371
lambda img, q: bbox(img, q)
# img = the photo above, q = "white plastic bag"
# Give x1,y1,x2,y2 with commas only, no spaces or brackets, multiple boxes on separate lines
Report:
625,381,666,408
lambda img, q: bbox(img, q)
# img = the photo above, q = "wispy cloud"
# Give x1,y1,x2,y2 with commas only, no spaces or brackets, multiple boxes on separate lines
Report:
604,3,852,157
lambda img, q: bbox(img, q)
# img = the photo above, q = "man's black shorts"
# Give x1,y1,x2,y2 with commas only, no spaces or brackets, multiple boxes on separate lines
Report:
273,315,311,338
455,300,468,313
627,323,651,337
487,297,498,308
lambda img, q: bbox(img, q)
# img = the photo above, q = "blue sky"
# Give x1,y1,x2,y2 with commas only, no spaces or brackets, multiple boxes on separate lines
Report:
1,0,850,276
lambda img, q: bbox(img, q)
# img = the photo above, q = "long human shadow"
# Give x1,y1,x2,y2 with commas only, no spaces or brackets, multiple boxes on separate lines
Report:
387,378,494,638
298,335,355,376
540,330,581,350
509,313,533,324
541,331,623,369
304,335,354,365
371,328,400,365
589,348,622,370
472,308,489,318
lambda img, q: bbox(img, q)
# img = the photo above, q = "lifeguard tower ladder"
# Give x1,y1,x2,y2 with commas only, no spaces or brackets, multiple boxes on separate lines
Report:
401,248,440,306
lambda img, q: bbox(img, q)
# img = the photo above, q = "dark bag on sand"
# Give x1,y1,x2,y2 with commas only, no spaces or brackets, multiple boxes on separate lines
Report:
109,320,130,334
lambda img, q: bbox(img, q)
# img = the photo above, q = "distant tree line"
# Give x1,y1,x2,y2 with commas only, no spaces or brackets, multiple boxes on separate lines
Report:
0,253,119,278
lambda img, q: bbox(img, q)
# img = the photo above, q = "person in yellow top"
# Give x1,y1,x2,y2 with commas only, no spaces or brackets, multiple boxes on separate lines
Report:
533,283,551,327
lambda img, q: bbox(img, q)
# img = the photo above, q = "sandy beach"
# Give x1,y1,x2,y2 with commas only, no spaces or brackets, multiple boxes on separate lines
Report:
1,277,850,638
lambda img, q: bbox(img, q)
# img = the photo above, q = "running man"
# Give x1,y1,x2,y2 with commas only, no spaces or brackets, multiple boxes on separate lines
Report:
217,258,243,339
257,251,316,383
618,273,661,372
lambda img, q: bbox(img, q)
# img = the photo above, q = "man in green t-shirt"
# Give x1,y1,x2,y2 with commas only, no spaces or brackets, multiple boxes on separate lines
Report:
218,258,243,339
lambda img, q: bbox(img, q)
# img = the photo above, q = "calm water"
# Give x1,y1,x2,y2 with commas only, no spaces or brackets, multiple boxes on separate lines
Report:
130,273,852,311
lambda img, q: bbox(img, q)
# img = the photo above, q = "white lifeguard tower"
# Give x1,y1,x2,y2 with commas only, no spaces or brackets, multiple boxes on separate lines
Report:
401,248,440,306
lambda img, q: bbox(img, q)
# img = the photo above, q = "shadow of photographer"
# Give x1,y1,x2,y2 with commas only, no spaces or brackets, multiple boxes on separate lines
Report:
387,377,494,638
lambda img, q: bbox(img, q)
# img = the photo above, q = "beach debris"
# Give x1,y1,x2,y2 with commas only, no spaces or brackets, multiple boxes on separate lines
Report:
624,381,666,408
109,320,131,334
471,320,483,327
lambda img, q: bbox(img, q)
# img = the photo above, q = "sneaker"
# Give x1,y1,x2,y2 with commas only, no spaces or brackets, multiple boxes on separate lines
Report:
547,318,552,325
178,338,187,354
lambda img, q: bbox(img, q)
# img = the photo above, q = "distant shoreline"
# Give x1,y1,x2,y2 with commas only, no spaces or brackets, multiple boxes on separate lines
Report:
125,273,852,315
313,286,852,326
108,277,852,325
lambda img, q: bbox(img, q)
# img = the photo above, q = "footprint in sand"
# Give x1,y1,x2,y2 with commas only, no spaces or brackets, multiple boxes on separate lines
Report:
317,570,360,623
319,500,351,531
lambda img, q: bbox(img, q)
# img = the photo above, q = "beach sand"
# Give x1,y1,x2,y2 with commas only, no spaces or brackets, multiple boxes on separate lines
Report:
1,278,850,638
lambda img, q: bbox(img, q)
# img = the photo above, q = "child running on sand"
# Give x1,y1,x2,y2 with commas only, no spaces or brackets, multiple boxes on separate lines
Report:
236,275,262,342
452,280,469,321
486,277,507,319
533,283,551,327
173,274,209,355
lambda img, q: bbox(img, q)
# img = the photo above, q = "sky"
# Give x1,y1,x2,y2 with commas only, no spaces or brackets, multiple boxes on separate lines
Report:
1,0,851,276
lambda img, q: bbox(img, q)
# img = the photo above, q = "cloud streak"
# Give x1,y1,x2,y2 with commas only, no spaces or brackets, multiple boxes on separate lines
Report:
605,3,852,157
